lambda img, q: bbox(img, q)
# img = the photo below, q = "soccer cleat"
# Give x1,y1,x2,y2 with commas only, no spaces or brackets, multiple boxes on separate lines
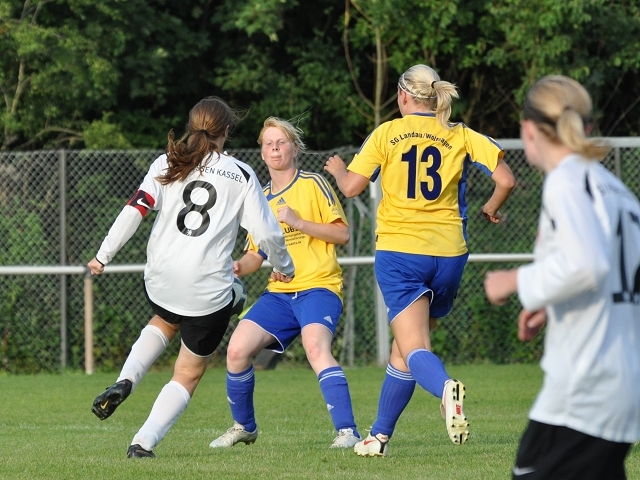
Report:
441,378,469,445
330,428,361,448
91,379,132,421
127,444,155,458
209,422,258,448
353,432,389,457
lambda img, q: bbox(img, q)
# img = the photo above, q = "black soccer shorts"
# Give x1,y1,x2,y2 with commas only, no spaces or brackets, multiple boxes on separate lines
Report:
143,282,232,357
512,420,631,480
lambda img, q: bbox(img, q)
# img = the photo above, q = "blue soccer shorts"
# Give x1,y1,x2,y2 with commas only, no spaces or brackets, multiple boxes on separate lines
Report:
242,288,342,353
375,250,468,322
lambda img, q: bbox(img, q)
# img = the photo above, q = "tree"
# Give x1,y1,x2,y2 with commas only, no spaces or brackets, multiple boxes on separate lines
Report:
472,0,640,136
342,0,467,131
0,0,122,149
204,0,362,149
0,0,214,150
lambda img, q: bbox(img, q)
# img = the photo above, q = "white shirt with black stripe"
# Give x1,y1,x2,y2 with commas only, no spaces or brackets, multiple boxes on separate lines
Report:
517,154,640,443
95,152,294,316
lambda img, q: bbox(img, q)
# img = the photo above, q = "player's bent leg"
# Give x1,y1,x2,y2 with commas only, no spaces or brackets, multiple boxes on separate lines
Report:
129,379,192,458
92,318,174,421
391,302,469,446
226,319,275,373
303,325,361,448
129,347,207,457
212,320,274,448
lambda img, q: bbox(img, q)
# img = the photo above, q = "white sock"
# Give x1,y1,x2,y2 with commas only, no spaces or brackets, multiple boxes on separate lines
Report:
117,325,169,390
131,380,191,451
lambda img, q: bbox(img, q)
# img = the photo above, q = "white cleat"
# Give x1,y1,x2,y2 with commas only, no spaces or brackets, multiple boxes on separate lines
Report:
441,379,469,445
209,422,258,448
353,432,389,457
330,428,361,448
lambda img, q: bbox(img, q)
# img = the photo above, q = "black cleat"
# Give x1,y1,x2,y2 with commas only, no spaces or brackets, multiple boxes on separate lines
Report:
91,379,132,420
127,444,155,458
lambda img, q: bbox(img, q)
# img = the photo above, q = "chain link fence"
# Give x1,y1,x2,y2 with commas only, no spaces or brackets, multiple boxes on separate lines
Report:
1,139,639,373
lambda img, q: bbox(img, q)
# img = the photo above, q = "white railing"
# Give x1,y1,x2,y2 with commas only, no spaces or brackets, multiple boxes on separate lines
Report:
0,253,533,374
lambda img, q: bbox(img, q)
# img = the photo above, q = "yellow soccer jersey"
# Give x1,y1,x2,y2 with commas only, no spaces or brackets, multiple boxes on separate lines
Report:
348,113,504,256
245,170,347,299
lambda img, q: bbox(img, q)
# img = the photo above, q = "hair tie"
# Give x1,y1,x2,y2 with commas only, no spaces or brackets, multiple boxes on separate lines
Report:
431,81,436,89
562,105,588,124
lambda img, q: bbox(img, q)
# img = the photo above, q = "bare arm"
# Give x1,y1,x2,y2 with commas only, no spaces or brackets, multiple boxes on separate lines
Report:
234,250,293,283
482,160,516,223
277,206,349,245
324,155,369,198
233,250,266,277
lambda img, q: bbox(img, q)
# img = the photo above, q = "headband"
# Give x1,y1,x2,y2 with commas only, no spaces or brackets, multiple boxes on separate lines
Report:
398,73,437,100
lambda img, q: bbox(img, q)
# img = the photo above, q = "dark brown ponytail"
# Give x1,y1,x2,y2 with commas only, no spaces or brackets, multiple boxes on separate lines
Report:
158,97,246,184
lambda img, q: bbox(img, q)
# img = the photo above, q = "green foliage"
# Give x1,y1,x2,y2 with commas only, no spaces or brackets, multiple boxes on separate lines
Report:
82,114,133,150
472,0,640,135
2,0,640,148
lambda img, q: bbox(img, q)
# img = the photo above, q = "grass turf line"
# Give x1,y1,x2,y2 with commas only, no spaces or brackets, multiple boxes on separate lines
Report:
0,364,638,479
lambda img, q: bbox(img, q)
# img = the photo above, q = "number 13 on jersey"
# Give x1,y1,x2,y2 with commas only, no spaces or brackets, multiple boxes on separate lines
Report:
401,145,442,200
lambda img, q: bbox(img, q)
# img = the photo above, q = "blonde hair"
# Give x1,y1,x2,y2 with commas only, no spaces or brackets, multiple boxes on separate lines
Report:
159,97,245,184
257,116,307,166
523,75,609,160
398,64,459,129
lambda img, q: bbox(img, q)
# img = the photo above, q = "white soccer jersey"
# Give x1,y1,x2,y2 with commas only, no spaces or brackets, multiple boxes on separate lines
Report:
517,154,640,443
95,152,294,316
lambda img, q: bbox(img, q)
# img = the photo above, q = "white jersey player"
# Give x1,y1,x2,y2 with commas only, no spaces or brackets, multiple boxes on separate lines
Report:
87,97,294,459
95,150,293,316
484,76,640,480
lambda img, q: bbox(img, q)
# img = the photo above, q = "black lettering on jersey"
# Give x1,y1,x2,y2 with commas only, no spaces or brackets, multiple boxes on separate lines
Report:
127,190,155,217
176,180,217,237
214,168,243,183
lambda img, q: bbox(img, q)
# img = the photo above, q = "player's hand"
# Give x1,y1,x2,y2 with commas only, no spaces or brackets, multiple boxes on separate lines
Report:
324,155,347,179
484,269,518,305
271,270,294,283
233,260,242,277
87,257,105,276
482,207,504,224
518,309,546,342
277,206,300,229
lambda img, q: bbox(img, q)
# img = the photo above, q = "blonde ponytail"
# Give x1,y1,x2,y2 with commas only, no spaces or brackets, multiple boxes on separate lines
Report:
523,75,609,160
399,65,459,129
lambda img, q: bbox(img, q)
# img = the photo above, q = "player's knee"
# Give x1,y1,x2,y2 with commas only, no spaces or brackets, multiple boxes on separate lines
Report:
303,341,329,364
226,341,252,365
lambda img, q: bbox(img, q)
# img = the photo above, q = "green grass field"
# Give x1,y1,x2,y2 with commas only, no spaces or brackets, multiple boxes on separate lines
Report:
0,364,638,479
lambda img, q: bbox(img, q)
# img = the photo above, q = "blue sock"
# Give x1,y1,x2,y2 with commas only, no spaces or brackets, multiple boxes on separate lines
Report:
406,348,450,398
371,364,416,437
318,366,359,437
226,366,257,432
